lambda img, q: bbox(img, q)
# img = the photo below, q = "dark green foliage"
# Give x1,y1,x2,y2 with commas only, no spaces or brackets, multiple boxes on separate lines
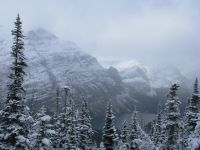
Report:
183,78,200,148
0,14,30,150
103,102,118,150
153,101,165,146
120,121,129,144
186,78,199,132
164,84,182,150
34,107,53,149
78,97,93,150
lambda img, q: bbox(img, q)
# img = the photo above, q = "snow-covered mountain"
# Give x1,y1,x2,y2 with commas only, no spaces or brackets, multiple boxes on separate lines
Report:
110,60,191,112
0,28,134,117
112,60,190,92
0,28,191,116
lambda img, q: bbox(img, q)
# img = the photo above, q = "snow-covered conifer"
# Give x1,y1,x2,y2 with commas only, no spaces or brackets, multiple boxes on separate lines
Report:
78,97,93,150
34,106,55,150
0,14,31,150
164,84,182,150
52,87,61,148
184,78,199,137
66,97,77,149
152,101,165,148
129,106,155,150
56,86,71,148
102,102,118,150
188,113,200,150
120,120,129,148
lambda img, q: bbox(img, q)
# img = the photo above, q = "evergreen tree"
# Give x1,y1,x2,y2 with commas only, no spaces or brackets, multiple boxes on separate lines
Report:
129,107,155,150
152,101,165,148
56,86,70,148
164,84,182,150
102,102,118,150
55,87,60,121
78,97,93,150
185,78,199,136
34,106,54,150
66,98,77,150
0,14,31,150
52,87,61,148
55,87,79,149
188,113,200,150
120,120,129,148
129,109,140,150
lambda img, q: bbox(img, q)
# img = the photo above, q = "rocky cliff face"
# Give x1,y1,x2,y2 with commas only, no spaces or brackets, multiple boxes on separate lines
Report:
0,28,133,117
113,60,191,113
0,28,191,117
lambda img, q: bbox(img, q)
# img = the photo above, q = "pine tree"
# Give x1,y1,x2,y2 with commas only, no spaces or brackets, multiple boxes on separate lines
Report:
129,107,140,150
56,86,71,148
64,98,78,150
55,87,60,121
52,87,61,148
120,121,129,146
78,97,93,150
58,87,77,149
185,78,199,136
164,84,182,150
34,106,54,150
66,98,77,150
0,14,31,150
129,107,155,150
129,108,139,142
102,102,118,150
188,113,200,150
152,101,165,148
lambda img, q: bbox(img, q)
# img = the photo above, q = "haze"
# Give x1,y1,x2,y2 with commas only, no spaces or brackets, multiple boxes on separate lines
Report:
0,0,200,78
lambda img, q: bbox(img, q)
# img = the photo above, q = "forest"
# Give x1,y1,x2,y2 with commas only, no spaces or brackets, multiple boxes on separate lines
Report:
0,15,200,150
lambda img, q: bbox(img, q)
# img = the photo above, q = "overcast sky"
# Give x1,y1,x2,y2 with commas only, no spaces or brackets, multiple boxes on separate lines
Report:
1,0,200,77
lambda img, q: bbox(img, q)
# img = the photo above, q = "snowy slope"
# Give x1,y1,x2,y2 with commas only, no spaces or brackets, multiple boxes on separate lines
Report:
108,60,191,113
0,28,133,116
0,28,191,116
113,60,190,94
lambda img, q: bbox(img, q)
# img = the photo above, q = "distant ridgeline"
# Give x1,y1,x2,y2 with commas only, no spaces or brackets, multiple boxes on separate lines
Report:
0,15,200,150
0,22,192,118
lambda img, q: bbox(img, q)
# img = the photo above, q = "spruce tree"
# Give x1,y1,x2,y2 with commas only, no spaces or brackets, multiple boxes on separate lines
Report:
188,113,200,150
52,87,61,148
56,86,70,148
164,84,182,150
129,107,140,150
120,121,129,145
78,97,93,150
55,87,60,120
129,107,155,150
102,102,118,150
153,101,165,148
129,108,139,142
58,87,77,149
66,98,77,150
185,78,199,135
34,106,54,150
0,14,31,150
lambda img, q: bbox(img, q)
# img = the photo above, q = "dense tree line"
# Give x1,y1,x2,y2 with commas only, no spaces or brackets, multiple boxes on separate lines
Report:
0,15,200,150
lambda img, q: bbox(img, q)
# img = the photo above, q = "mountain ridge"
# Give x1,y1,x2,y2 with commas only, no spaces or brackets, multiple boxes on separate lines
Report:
0,28,191,117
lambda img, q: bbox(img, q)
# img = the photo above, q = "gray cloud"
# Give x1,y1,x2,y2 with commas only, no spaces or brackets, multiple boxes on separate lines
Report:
0,0,200,77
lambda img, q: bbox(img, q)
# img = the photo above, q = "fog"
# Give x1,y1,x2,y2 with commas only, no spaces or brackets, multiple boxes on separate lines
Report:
0,0,200,77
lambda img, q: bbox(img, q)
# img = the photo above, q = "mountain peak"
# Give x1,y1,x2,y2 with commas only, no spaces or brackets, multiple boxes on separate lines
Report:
27,28,57,41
